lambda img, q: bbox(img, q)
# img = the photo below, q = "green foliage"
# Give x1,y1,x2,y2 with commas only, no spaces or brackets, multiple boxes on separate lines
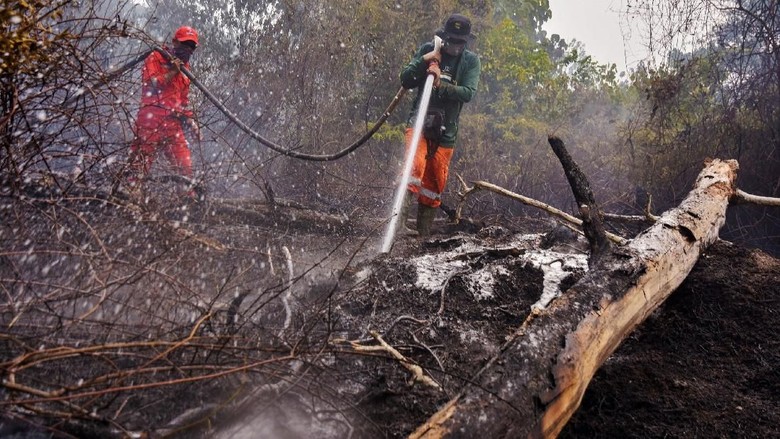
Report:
481,18,554,87
561,49,618,89
492,0,551,34
367,121,406,144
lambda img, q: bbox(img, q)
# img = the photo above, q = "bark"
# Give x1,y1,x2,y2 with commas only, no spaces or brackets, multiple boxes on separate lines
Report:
410,159,739,439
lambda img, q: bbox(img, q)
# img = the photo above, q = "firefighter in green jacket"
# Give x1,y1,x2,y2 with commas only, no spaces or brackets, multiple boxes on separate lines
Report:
398,13,481,236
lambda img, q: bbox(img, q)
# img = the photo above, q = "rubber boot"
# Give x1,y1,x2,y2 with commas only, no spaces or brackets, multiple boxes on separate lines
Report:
416,204,437,237
397,190,417,236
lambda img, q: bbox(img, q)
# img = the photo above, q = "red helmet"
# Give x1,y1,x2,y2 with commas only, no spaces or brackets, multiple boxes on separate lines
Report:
174,26,198,46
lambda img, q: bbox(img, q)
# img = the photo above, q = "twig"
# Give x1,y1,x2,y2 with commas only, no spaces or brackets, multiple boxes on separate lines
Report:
468,180,628,245
409,331,445,373
602,212,658,223
1,355,297,406
437,271,467,317
454,173,480,223
355,315,428,343
267,244,275,275
349,332,441,390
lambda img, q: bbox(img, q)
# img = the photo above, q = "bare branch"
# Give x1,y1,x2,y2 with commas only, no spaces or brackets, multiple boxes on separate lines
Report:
466,180,628,245
733,189,780,206
349,332,442,391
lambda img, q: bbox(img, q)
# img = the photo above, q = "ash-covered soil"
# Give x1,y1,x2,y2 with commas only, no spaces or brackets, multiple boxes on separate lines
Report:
323,236,780,438
2,188,779,438
206,211,780,438
562,241,780,438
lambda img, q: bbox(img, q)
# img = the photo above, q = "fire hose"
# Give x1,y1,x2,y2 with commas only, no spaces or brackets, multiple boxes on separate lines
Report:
165,44,408,161
66,38,438,252
64,45,407,162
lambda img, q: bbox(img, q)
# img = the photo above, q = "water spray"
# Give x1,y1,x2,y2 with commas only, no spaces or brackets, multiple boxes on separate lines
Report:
380,37,442,254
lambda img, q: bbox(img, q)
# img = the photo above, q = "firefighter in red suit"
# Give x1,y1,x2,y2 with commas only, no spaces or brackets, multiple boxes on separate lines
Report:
129,26,201,183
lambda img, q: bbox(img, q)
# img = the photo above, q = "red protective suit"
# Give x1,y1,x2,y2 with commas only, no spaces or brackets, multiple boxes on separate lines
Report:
130,49,194,178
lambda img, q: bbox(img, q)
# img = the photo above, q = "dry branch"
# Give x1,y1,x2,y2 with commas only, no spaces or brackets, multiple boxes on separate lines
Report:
602,212,658,223
410,159,739,439
463,180,628,246
348,332,441,390
733,189,780,206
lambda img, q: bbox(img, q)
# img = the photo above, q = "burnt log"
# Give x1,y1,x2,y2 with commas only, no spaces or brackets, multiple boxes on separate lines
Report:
410,159,739,439
547,136,610,266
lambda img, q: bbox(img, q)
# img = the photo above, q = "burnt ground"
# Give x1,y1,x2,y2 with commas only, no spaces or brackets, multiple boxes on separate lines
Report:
562,241,780,438
1,187,779,438
328,235,780,438
200,208,780,438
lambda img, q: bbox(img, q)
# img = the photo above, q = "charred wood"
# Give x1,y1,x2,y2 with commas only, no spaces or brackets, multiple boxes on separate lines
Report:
410,159,739,439
547,136,610,266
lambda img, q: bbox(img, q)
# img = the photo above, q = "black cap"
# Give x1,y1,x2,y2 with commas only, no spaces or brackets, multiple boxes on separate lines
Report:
443,13,472,42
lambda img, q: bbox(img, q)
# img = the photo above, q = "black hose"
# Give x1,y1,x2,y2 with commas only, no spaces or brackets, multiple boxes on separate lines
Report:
153,45,406,162
61,49,155,108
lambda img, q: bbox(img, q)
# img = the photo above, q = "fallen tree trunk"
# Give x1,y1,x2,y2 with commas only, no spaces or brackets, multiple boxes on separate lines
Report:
410,159,739,439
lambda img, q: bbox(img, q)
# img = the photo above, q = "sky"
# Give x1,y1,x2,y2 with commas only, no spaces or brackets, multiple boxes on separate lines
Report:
543,0,649,72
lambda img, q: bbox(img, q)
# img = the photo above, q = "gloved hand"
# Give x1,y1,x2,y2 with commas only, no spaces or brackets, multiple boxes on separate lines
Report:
163,59,183,83
426,61,441,88
423,35,442,64
168,58,183,73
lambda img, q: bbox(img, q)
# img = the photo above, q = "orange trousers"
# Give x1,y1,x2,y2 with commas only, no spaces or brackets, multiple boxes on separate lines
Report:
404,128,454,208
130,108,192,178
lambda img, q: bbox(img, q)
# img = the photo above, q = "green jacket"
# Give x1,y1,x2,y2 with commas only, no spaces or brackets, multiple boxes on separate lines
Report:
400,41,481,147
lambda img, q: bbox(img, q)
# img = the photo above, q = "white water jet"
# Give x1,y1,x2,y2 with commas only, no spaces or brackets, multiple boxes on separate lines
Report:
380,74,436,254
